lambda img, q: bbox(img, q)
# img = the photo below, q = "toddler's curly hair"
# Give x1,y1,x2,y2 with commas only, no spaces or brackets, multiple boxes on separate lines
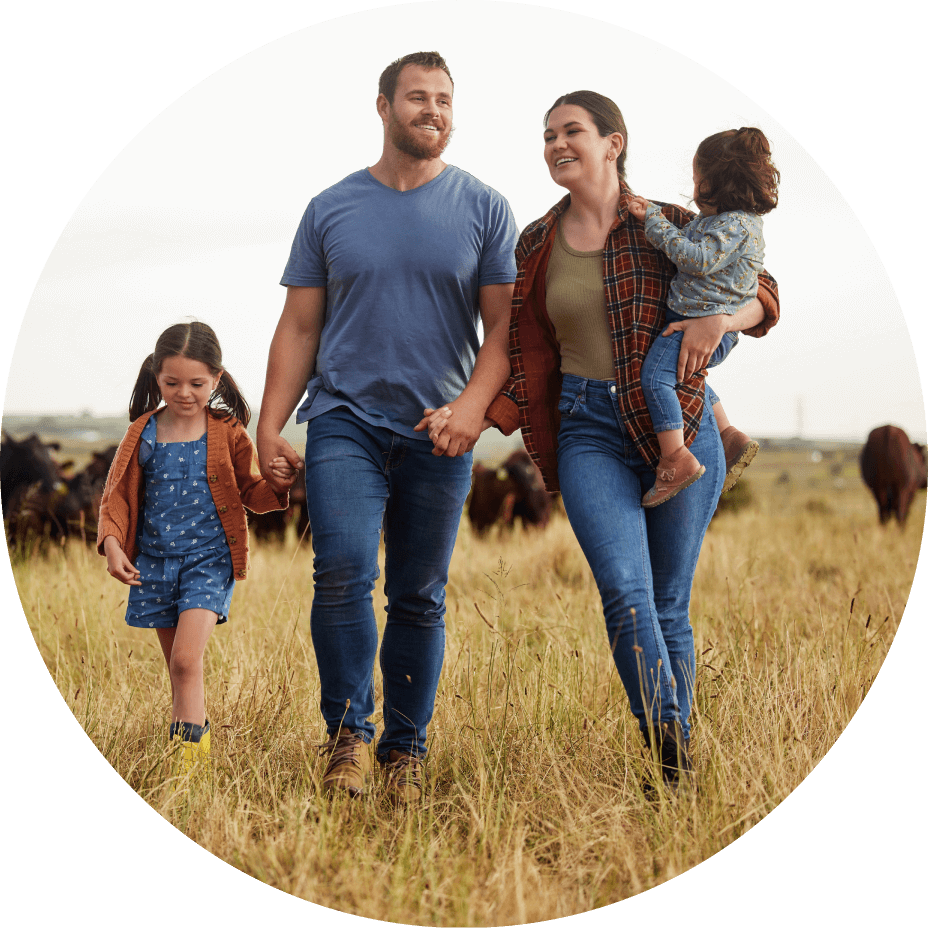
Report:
694,127,779,215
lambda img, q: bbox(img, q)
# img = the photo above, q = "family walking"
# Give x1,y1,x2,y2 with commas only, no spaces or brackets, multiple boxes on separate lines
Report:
97,50,779,799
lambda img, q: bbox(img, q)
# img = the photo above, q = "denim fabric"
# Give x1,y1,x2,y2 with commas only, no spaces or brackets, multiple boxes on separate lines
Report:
303,407,472,758
556,375,724,740
641,308,736,433
126,547,234,628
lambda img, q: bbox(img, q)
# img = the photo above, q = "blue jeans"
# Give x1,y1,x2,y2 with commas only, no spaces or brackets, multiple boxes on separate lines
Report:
556,375,724,740
303,407,472,758
641,309,734,432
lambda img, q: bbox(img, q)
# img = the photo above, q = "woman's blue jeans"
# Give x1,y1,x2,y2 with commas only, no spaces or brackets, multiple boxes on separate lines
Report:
556,375,724,740
641,308,735,432
303,408,472,758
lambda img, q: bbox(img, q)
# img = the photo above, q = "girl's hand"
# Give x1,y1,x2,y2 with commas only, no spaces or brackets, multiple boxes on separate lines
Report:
103,536,141,586
269,455,298,477
269,456,299,487
257,433,303,494
627,196,651,220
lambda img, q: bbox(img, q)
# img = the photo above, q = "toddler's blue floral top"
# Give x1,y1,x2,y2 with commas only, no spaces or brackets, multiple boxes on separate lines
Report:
643,204,764,318
137,415,226,556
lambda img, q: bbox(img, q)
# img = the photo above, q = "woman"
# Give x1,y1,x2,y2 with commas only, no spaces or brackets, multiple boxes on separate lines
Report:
472,92,777,789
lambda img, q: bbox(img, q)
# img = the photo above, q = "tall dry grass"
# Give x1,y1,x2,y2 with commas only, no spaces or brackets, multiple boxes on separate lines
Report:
11,455,924,926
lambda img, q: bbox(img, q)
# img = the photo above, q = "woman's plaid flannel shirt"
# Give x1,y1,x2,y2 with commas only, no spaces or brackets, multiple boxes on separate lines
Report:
485,189,779,493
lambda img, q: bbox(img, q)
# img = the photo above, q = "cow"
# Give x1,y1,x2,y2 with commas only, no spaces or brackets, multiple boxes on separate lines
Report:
1,432,69,543
468,449,553,535
248,477,310,544
63,444,119,543
860,425,928,525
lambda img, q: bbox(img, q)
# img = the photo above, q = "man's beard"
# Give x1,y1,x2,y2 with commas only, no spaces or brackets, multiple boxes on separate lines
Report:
388,113,452,160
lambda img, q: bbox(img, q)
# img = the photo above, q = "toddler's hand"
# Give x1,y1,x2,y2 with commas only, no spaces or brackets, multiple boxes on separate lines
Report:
627,196,650,220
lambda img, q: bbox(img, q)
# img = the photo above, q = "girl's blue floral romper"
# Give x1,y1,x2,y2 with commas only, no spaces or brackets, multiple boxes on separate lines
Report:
126,415,235,628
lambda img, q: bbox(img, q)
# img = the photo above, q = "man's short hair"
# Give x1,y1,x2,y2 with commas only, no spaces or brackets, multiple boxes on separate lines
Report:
378,51,454,103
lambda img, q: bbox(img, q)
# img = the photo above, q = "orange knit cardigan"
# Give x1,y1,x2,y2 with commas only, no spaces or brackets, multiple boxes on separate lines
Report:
96,408,288,580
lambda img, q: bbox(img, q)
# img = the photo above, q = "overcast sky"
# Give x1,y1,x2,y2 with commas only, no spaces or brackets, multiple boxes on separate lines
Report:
2,1,924,443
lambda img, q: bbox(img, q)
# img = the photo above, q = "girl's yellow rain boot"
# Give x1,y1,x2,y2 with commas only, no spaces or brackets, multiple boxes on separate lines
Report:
169,720,211,783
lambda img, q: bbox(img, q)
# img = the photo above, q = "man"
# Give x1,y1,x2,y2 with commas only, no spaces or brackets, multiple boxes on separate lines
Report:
257,51,518,803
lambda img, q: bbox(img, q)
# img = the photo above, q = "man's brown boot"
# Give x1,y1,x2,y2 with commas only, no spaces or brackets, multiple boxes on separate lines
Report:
319,729,371,798
379,750,423,805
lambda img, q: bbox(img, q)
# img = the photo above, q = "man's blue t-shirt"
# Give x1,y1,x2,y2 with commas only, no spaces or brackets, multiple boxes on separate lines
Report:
280,165,519,440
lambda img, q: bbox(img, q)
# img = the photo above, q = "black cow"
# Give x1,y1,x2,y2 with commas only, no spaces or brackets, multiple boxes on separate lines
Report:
468,449,553,535
1,432,69,542
64,444,119,543
860,424,927,524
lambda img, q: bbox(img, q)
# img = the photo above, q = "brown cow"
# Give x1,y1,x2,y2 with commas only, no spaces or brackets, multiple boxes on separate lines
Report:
468,449,553,535
860,425,927,524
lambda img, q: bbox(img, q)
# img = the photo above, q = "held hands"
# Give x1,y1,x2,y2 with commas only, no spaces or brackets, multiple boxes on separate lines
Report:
257,432,304,493
268,456,300,487
414,398,490,456
627,195,651,221
103,535,141,586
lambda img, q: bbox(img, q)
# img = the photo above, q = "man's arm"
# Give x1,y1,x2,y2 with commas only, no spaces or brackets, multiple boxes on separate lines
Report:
414,281,514,457
256,285,326,491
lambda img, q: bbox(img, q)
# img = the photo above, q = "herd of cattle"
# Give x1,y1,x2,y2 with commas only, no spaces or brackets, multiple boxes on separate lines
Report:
2,424,925,548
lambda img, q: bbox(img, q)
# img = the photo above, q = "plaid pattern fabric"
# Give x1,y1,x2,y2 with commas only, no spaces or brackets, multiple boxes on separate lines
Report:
485,188,779,493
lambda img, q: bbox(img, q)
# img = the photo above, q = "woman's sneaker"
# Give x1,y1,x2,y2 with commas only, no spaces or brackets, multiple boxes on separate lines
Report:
642,446,705,508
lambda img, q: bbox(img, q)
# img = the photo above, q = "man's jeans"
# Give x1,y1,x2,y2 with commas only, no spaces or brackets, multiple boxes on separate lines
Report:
303,407,472,758
556,376,724,740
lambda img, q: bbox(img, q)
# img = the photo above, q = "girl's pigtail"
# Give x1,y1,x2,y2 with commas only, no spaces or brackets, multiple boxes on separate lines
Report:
209,370,251,427
129,354,162,421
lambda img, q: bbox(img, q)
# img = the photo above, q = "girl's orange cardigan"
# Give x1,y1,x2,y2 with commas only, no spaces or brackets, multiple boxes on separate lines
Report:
96,408,288,580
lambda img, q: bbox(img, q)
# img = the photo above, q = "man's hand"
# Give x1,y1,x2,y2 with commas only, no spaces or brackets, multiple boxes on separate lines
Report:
414,397,485,456
663,313,729,382
257,432,304,493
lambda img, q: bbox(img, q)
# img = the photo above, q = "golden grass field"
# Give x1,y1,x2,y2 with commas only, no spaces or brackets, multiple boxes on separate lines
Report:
9,445,925,925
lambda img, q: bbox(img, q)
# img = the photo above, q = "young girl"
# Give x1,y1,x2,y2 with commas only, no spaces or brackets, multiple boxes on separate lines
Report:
97,321,293,779
627,126,779,507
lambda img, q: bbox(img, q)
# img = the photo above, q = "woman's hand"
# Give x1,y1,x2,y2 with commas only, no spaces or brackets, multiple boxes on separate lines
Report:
415,405,453,441
663,314,730,382
627,196,651,220
103,536,141,586
414,400,485,456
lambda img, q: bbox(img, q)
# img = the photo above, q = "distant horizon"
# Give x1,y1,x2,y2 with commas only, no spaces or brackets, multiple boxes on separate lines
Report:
2,407,917,448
